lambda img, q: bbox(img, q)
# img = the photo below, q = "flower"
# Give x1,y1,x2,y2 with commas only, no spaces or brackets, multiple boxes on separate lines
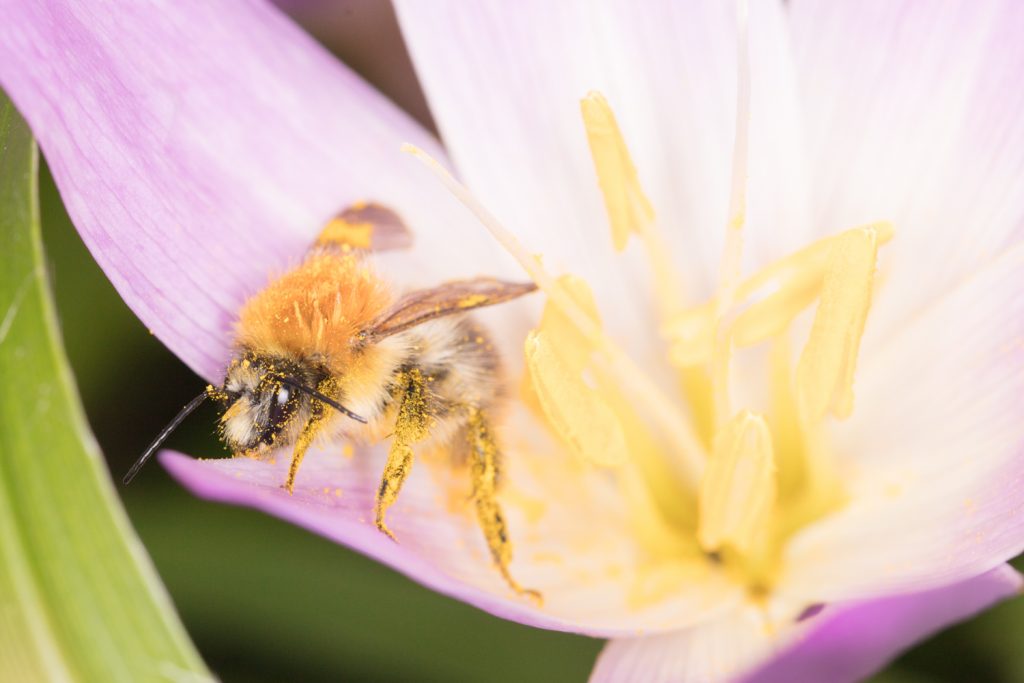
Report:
2,0,1022,681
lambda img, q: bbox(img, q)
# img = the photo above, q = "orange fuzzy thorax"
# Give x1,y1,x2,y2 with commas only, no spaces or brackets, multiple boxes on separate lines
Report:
234,252,392,370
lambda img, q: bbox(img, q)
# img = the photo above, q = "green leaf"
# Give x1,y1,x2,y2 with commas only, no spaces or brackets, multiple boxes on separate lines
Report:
0,94,209,681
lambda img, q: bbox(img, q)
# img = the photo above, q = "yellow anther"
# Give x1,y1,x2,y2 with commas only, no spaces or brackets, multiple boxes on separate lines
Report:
796,225,884,423
581,92,686,322
524,276,696,531
698,411,776,557
525,330,629,467
769,334,847,542
537,274,600,370
665,223,894,367
581,91,654,251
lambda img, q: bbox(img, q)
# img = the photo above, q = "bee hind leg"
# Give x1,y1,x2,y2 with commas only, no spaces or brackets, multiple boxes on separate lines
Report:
466,409,542,604
375,369,432,540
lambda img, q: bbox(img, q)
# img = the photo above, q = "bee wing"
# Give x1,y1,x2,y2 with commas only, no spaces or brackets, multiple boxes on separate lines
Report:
313,202,414,254
363,277,538,342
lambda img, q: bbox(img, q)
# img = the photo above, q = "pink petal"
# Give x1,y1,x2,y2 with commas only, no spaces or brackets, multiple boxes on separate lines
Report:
740,566,1022,683
395,0,813,357
0,0,506,383
591,566,1021,683
161,407,743,637
784,245,1024,601
789,0,1024,341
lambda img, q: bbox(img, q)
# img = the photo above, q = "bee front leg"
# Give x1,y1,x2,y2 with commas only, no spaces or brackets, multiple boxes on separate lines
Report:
375,369,431,540
466,409,542,604
282,417,322,493
283,387,332,493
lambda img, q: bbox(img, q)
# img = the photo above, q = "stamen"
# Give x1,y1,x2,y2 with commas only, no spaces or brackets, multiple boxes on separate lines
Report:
525,275,632,469
580,91,654,252
581,92,685,320
403,143,707,487
524,276,695,528
769,333,846,540
526,330,628,467
709,0,752,431
665,223,894,366
717,0,752,302
796,225,882,423
698,410,775,557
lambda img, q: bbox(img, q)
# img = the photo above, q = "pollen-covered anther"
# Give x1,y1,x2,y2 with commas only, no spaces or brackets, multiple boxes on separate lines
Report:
796,224,886,423
581,91,685,322
580,91,654,251
664,222,893,370
525,330,628,467
524,275,630,467
698,411,776,558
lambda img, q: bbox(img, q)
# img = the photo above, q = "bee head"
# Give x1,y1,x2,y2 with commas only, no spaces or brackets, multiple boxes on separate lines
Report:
212,353,367,455
213,355,316,453
121,353,366,486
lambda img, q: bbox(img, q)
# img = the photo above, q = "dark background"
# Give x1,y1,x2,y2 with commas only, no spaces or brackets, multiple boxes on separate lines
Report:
36,2,1024,681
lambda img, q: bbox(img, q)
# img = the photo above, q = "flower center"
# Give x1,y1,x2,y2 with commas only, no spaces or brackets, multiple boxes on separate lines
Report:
403,91,892,604
566,92,892,596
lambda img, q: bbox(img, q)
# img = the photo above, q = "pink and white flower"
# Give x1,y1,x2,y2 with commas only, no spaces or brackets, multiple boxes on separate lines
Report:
1,1,1022,681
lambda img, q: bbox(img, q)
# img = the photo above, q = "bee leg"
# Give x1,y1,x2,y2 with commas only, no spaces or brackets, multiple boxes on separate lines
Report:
283,393,331,493
375,369,431,541
466,409,542,604
281,420,318,493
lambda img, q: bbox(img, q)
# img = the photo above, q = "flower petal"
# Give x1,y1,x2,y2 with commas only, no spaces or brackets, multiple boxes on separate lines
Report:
592,566,1021,683
590,610,770,683
0,0,507,383
789,0,1024,339
395,0,813,353
784,245,1024,601
161,407,742,636
741,566,1022,683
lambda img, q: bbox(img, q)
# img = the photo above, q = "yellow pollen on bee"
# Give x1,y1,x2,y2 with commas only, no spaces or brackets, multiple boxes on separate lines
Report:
317,217,374,250
458,294,489,308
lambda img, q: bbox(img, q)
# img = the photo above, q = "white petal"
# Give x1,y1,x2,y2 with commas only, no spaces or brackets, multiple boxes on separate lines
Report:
789,0,1024,342
591,609,772,683
783,245,1024,601
593,566,1021,683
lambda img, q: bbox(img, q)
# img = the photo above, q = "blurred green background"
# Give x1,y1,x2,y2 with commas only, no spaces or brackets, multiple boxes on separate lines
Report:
30,2,1024,681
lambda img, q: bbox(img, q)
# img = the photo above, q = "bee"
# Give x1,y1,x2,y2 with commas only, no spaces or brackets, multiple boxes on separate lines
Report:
126,203,539,599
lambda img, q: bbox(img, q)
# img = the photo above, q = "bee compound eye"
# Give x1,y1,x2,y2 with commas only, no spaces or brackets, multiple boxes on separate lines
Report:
276,385,291,405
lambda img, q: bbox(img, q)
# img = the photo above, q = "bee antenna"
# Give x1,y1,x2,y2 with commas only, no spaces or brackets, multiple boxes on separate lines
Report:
123,391,209,485
273,375,368,424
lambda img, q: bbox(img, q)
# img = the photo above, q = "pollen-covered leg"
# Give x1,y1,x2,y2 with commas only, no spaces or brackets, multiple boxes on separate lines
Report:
283,416,323,493
466,409,541,603
375,369,432,541
282,380,334,493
